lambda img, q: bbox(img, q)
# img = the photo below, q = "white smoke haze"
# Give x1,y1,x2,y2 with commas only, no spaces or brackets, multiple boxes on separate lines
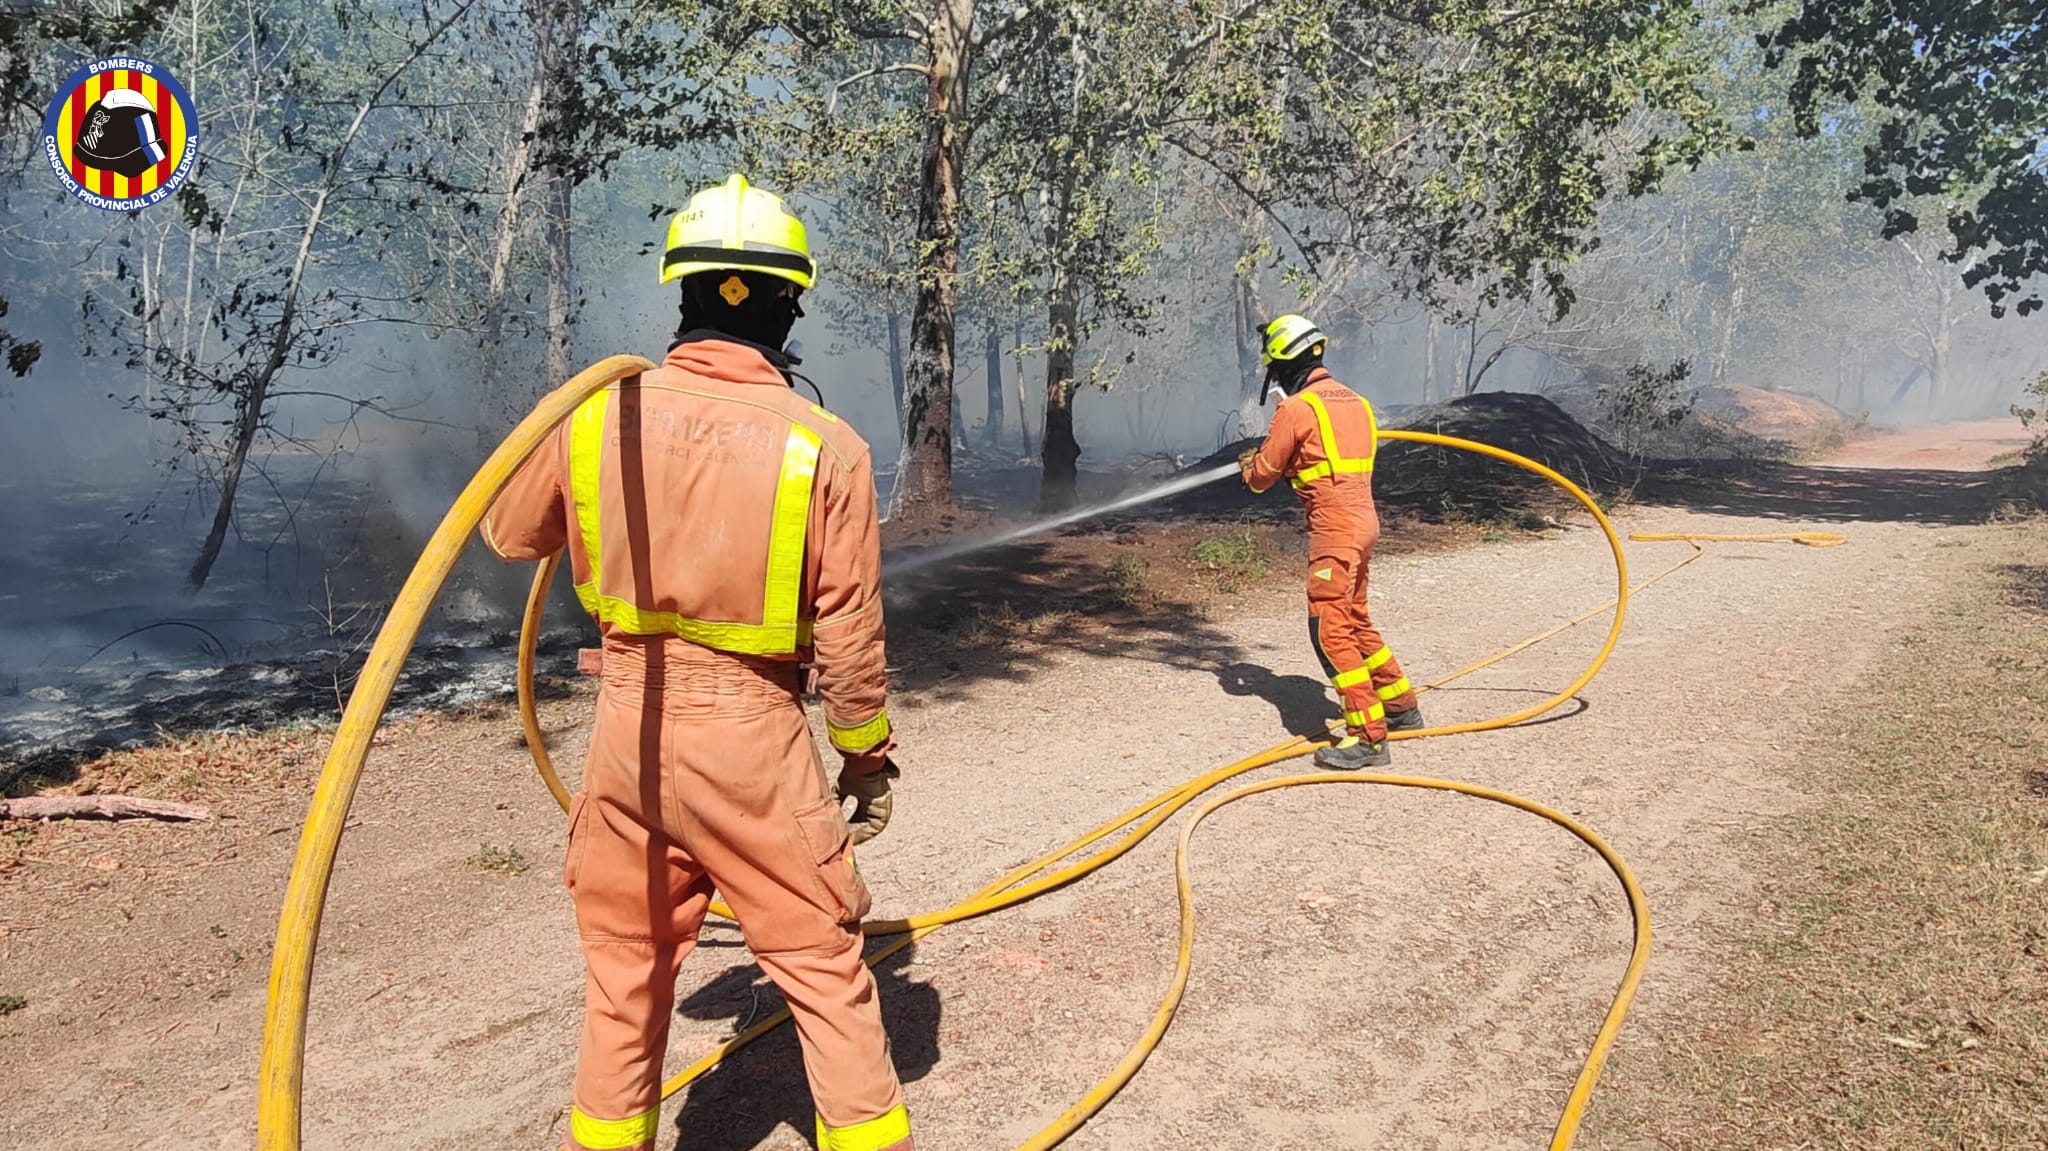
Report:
0,1,2043,775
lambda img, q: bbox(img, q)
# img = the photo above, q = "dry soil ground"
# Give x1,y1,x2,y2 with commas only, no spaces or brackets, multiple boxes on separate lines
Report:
1,427,2041,1150
1813,419,2030,472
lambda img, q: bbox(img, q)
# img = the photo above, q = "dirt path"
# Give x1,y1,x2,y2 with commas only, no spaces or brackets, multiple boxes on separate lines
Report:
0,499,2001,1150
1816,419,2030,471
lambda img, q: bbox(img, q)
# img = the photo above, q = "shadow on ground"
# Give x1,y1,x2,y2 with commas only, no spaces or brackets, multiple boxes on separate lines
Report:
1634,461,2004,526
2000,564,2048,617
882,532,1258,705
665,943,939,1150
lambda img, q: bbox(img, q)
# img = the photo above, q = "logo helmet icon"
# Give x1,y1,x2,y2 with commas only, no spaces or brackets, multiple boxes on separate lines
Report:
73,88,167,178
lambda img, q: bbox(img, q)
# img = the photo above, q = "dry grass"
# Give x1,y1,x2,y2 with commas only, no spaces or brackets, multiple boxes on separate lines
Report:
1592,526,2048,1149
56,727,324,803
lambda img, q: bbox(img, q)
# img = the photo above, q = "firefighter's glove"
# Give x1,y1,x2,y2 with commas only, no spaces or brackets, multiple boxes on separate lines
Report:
836,754,899,846
1237,446,1260,483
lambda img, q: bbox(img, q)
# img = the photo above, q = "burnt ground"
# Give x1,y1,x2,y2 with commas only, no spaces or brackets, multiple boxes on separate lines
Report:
3,421,2043,1150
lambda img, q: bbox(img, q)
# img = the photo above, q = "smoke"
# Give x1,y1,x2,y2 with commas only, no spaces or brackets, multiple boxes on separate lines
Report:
5,63,2047,771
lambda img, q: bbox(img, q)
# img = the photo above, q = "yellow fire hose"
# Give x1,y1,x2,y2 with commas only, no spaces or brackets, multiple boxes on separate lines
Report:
256,354,657,1150
255,355,1841,1150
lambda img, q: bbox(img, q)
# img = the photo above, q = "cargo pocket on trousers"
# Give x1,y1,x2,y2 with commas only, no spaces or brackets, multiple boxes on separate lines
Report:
792,797,873,927
562,792,591,894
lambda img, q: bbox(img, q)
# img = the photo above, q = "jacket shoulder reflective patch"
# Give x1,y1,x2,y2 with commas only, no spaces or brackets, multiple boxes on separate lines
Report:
808,403,840,423
1313,566,1335,581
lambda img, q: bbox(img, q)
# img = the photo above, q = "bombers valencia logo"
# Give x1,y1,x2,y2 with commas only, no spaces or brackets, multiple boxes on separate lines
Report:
42,56,198,212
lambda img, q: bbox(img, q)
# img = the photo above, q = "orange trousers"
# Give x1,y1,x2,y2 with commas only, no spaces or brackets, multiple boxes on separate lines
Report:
1306,528,1419,741
562,643,908,1151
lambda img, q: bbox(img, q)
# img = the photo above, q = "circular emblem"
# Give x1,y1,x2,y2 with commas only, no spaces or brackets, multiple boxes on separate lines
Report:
42,56,199,212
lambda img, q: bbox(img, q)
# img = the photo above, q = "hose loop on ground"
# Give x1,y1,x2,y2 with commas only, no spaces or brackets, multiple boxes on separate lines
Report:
259,370,1845,1151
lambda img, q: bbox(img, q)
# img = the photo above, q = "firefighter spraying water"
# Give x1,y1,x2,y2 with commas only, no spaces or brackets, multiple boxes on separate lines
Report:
1239,314,1423,769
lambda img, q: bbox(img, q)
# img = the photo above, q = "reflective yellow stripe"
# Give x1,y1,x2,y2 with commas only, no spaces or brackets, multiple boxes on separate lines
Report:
571,1104,660,1150
1364,646,1397,671
1376,675,1412,701
1288,390,1378,489
828,709,892,753
567,393,822,656
1331,665,1374,691
1342,703,1385,726
579,592,814,652
762,424,823,639
817,1104,911,1151
568,388,611,619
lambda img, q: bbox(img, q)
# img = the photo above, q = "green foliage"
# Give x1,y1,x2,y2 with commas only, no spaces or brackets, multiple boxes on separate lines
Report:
1193,525,1269,592
0,994,24,1016
2014,372,2048,470
1599,358,1697,484
1105,551,1149,607
0,297,38,379
1752,0,2048,316
1198,0,1738,314
472,844,529,877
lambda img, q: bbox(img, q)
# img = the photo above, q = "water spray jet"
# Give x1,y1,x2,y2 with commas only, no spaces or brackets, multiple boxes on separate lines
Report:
885,461,1242,578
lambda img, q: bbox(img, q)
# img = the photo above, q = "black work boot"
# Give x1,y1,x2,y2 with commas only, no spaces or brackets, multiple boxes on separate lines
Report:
1383,705,1426,733
1314,735,1391,771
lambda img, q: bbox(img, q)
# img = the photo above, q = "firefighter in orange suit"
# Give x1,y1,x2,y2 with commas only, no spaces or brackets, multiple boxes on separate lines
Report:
482,174,913,1151
1241,313,1423,769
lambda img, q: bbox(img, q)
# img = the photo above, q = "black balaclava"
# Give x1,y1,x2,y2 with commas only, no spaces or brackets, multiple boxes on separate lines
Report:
673,269,805,354
1265,349,1323,401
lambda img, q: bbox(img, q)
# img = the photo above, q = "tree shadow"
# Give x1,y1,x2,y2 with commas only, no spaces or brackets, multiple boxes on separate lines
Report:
664,942,940,1151
880,537,1252,703
1999,564,2048,617
1633,460,2003,526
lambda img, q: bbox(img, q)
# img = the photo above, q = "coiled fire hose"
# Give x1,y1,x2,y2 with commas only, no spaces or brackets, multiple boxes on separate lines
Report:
258,354,1840,1150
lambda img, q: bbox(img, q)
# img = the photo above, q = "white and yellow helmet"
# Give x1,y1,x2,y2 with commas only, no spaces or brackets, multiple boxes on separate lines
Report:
1260,313,1327,367
660,173,817,290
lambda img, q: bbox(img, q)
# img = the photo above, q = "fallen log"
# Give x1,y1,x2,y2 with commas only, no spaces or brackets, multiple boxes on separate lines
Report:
0,795,213,822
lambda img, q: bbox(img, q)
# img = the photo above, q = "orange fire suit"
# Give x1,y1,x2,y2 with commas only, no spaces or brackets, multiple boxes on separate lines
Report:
1245,366,1420,741
482,337,912,1151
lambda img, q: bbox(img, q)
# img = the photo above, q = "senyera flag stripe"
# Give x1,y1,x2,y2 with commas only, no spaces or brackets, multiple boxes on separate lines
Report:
108,70,129,201
146,73,172,191
82,71,101,197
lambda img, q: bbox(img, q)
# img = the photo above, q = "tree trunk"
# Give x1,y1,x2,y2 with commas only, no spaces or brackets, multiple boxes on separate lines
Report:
887,0,973,523
1889,364,1928,407
540,0,582,389
188,389,265,589
1039,282,1081,511
1928,277,1953,416
544,175,574,386
886,309,907,430
1423,314,1437,405
1462,317,1482,395
982,325,1004,450
473,12,552,453
1714,281,1744,385
187,4,464,590
1234,272,1262,404
1012,323,1032,459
